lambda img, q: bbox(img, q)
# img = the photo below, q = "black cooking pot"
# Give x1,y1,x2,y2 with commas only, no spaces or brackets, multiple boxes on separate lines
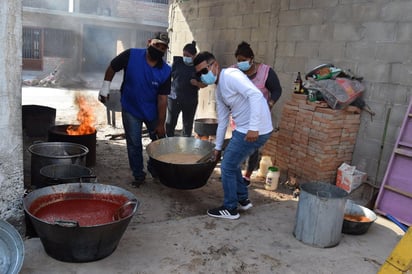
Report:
342,202,377,235
146,137,217,189
194,118,218,136
40,164,94,185
23,183,138,262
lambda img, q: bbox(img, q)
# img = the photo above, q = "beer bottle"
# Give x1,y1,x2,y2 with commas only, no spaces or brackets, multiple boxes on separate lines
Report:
293,72,302,93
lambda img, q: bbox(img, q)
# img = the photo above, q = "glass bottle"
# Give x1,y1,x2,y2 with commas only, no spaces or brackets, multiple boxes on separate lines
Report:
293,72,303,94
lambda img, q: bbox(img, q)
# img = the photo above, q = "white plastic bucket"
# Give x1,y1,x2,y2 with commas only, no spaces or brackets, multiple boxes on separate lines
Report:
293,182,348,248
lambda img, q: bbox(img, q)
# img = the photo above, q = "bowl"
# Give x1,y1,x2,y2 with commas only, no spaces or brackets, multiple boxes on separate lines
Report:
146,137,217,189
342,201,377,235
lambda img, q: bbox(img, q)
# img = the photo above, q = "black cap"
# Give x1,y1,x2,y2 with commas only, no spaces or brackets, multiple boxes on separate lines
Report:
152,32,169,47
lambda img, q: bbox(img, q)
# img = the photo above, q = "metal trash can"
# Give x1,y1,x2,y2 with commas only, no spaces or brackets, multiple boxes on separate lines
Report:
22,105,56,137
293,181,348,248
28,142,88,188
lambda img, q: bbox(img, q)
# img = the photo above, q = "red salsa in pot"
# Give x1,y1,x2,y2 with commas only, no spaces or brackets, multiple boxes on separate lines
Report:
29,193,130,226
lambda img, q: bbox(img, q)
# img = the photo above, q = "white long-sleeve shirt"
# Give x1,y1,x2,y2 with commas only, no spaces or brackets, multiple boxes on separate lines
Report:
215,68,273,150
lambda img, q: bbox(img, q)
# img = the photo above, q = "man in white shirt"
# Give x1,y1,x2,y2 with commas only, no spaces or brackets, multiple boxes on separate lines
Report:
193,51,273,220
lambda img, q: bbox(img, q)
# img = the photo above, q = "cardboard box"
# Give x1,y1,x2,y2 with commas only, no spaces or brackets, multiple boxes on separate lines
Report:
336,163,367,193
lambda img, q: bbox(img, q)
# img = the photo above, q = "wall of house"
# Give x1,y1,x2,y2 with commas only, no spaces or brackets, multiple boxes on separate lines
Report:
168,0,412,185
0,0,25,233
22,0,169,83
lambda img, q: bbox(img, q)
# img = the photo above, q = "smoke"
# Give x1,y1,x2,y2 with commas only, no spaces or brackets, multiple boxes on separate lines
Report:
22,0,168,89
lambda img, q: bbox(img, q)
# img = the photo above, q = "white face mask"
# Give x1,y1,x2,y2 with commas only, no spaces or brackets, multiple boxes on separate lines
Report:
183,56,193,65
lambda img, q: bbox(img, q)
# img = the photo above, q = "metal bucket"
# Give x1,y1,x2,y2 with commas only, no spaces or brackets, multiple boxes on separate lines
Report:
40,164,94,185
22,105,56,137
48,125,97,167
293,182,348,248
28,142,89,188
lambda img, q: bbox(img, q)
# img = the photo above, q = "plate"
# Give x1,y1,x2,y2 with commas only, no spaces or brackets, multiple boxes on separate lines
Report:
0,220,24,274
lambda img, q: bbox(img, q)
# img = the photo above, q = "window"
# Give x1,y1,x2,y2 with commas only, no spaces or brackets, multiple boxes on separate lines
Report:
23,28,42,59
44,28,74,58
23,27,43,70
23,0,69,11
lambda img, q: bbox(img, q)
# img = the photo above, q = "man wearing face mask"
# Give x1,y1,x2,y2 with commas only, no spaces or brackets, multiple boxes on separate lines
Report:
193,51,273,220
166,41,205,137
98,32,171,187
232,41,282,186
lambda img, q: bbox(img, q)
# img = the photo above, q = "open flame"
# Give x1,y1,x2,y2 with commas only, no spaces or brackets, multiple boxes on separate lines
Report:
66,94,96,135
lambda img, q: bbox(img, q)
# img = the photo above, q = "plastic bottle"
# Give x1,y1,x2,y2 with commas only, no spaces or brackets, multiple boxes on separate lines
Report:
257,156,272,177
265,166,280,191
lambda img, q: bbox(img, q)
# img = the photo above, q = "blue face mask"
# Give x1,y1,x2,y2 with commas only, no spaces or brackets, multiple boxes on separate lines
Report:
200,70,217,85
237,60,252,71
183,56,193,65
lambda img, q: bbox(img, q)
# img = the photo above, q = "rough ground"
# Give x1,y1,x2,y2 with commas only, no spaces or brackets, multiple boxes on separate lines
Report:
22,87,294,226
20,87,404,274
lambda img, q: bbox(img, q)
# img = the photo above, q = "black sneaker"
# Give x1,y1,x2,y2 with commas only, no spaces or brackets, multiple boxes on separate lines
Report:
243,177,251,187
131,178,145,188
207,206,240,220
238,199,253,211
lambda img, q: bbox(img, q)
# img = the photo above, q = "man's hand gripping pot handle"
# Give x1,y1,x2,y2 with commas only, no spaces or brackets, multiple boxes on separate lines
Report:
98,80,111,104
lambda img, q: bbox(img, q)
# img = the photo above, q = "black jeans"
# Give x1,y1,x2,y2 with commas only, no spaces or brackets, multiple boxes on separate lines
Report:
246,148,260,173
166,97,198,137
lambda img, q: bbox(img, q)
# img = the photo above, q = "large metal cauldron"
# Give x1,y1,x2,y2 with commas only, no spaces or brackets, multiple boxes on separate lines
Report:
28,142,88,188
22,105,56,137
194,118,218,136
23,183,138,262
48,125,96,167
40,164,94,185
146,137,217,189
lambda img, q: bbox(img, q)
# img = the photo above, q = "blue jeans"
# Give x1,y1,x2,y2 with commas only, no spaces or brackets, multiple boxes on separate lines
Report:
220,130,272,209
122,110,158,180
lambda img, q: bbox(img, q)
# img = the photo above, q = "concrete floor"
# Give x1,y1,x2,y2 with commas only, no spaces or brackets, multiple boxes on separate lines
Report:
21,201,404,274
19,86,406,273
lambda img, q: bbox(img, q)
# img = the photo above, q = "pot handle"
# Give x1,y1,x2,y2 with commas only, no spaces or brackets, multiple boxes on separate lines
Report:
54,219,79,228
113,200,139,221
79,175,97,183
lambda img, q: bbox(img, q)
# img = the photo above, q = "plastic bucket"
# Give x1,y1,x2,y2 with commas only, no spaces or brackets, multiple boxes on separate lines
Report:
293,182,348,248
28,142,89,188
40,164,94,185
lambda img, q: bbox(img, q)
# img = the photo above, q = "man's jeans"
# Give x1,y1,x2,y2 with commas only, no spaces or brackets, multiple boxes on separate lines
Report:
220,130,272,209
122,110,157,180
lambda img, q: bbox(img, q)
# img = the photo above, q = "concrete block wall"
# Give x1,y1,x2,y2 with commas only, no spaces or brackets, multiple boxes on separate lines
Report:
169,0,412,186
125,1,168,27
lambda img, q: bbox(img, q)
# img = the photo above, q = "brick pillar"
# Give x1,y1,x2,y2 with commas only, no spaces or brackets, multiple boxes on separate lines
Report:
262,94,361,183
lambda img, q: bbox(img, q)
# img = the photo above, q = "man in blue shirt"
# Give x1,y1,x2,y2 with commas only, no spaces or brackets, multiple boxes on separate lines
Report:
99,32,171,187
